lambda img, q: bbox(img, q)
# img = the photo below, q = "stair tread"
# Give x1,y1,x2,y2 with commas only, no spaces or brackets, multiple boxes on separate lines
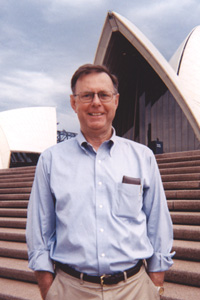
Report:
0,278,41,300
0,194,30,200
171,212,200,216
164,181,200,189
165,260,200,287
0,201,28,208
171,259,200,272
0,227,26,233
173,240,200,261
171,212,200,225
160,166,200,175
0,217,27,228
0,256,30,270
0,240,27,250
163,282,200,300
0,208,27,217
0,227,26,242
0,166,36,174
168,200,200,211
0,187,31,194
0,208,27,212
158,161,200,169
0,241,27,259
173,224,200,241
157,155,200,164
0,182,33,188
173,224,200,231
0,217,27,221
161,173,200,182
173,240,200,249
156,150,200,159
166,190,200,199
0,257,36,283
0,176,34,182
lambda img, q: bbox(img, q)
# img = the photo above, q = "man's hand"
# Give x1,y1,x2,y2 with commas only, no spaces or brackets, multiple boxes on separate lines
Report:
148,271,165,286
35,271,54,300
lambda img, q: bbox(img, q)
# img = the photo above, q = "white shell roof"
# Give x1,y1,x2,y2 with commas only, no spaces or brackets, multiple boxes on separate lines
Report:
94,11,200,141
0,107,57,169
170,26,200,130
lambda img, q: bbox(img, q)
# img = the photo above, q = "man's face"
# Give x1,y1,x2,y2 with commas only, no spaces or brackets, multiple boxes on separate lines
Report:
70,72,119,138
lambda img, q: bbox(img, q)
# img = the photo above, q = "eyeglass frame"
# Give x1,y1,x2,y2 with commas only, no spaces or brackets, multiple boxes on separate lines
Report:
73,91,118,103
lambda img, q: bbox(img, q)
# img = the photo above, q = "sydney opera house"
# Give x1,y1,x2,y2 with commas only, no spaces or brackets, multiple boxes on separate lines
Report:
0,11,200,169
95,12,200,153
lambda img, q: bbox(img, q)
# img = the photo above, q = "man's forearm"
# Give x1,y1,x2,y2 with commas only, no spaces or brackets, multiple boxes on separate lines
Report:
35,271,54,300
148,271,165,286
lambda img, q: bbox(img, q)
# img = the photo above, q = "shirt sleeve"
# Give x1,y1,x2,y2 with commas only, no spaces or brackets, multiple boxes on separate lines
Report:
142,149,175,272
26,152,56,273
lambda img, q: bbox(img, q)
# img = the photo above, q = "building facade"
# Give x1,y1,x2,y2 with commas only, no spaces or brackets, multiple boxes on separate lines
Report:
94,12,200,153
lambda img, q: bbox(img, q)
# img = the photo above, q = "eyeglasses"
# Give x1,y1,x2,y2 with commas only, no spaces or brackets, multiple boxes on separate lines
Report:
73,91,117,103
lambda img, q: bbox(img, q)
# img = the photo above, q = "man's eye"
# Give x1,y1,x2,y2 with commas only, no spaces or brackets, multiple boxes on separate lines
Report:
100,92,110,99
82,93,91,98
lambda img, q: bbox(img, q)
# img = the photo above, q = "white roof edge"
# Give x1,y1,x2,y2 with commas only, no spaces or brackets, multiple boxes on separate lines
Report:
94,11,200,141
0,106,57,155
169,26,199,72
0,126,10,169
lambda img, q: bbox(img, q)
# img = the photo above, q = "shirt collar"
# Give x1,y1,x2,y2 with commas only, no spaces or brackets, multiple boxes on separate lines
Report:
76,128,116,156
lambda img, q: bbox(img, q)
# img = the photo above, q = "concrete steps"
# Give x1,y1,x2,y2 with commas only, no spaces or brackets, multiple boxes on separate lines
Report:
0,240,28,259
162,282,200,300
0,228,26,242
0,278,41,300
172,240,200,261
165,259,200,287
0,151,199,299
173,224,200,241
157,150,200,300
0,166,40,300
0,257,36,282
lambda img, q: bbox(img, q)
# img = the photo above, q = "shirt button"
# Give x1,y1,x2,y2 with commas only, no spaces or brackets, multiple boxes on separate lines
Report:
98,181,102,186
99,204,103,209
101,253,105,257
100,228,104,232
98,160,101,164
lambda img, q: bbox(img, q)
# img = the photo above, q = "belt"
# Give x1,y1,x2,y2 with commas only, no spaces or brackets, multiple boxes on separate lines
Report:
56,260,143,285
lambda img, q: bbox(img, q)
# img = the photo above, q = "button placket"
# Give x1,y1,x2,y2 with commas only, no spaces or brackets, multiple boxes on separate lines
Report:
95,153,108,273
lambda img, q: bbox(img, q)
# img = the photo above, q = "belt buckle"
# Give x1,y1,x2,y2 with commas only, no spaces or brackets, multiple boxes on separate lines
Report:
100,274,111,286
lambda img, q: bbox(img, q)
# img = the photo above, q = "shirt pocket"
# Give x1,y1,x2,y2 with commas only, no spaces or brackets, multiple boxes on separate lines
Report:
115,182,142,219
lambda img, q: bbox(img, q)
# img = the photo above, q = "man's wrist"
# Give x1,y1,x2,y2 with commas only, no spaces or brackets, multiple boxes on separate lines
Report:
148,271,165,286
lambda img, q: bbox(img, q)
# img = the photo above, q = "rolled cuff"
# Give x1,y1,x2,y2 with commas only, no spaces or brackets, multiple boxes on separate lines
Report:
28,250,54,273
146,251,175,272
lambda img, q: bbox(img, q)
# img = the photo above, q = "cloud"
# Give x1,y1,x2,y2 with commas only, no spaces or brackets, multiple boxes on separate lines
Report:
57,111,80,132
0,68,80,131
42,0,105,23
123,0,200,59
0,70,69,109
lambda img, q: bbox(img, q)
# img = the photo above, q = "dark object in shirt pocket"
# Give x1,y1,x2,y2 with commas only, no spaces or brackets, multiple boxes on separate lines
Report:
122,176,141,185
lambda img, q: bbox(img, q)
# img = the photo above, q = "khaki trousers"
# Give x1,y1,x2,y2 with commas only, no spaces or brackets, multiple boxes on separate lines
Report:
45,265,160,300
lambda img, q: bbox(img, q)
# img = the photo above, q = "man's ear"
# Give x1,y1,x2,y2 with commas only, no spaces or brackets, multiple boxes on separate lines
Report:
115,93,119,109
70,95,77,113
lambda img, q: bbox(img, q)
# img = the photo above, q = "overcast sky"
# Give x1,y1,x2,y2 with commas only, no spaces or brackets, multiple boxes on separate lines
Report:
0,0,200,132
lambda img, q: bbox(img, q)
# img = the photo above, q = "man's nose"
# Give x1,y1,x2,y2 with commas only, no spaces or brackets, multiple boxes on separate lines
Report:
92,93,102,105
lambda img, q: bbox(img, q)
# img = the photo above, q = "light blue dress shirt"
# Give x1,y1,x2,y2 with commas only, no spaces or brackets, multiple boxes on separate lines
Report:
26,130,174,275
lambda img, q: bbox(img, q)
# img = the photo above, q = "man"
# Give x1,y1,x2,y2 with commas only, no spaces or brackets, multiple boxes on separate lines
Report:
26,64,174,300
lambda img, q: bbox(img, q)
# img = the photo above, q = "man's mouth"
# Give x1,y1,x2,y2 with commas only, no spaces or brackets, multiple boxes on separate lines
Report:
88,113,103,116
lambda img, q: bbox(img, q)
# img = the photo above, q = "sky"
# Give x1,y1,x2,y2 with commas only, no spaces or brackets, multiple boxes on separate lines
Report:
0,0,200,133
